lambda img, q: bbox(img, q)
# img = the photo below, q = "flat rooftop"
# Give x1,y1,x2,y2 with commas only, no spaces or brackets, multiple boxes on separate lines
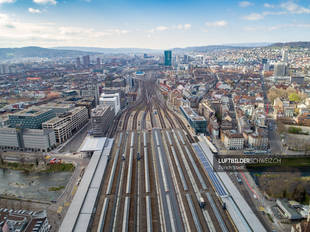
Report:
91,105,111,117
10,108,52,117
181,106,205,121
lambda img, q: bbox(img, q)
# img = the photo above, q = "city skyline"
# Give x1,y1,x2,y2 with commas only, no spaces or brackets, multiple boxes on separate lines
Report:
0,0,310,49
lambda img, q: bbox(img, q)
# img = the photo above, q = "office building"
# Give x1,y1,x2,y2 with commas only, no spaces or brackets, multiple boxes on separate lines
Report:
9,108,55,129
91,105,115,136
42,107,88,143
76,57,81,67
96,57,101,69
82,55,90,67
184,54,189,64
282,49,288,63
39,103,74,115
127,76,134,89
0,64,10,74
180,106,207,134
262,58,267,65
262,59,270,72
0,127,56,152
274,62,288,77
99,93,120,115
290,75,305,85
80,84,100,104
164,50,172,66
23,129,56,152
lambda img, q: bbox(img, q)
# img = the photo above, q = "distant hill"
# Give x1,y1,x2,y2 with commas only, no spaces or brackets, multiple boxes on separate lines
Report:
56,44,269,54
172,45,243,53
1,42,309,61
53,47,162,54
269,41,310,48
0,46,98,61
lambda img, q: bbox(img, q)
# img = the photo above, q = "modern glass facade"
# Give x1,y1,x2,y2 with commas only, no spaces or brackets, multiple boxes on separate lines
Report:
180,106,207,134
9,109,55,129
164,50,172,66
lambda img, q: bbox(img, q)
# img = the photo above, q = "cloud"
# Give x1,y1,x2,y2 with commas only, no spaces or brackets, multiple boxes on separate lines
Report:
244,23,310,31
149,25,169,33
243,13,264,20
205,20,227,27
155,26,168,31
0,13,131,47
239,1,253,7
280,1,310,14
0,0,15,4
243,1,310,21
28,8,42,14
176,24,191,30
263,3,275,8
183,24,191,30
33,0,57,5
243,10,287,20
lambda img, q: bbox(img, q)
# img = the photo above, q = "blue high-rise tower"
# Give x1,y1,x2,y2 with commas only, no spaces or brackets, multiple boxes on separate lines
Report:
164,50,172,66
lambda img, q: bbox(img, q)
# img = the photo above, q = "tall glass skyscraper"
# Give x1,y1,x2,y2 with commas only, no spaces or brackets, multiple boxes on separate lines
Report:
164,50,172,66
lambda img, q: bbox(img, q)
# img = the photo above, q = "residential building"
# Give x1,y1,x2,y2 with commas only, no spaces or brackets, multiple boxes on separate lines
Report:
296,113,310,126
199,99,215,121
223,130,244,150
0,209,50,232
248,130,268,149
208,115,219,138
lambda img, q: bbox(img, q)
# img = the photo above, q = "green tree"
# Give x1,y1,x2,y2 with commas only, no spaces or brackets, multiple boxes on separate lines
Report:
288,127,302,134
288,92,301,103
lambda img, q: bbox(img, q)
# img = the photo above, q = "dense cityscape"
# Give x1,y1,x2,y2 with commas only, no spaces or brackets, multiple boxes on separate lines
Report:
1,0,310,232
0,43,309,232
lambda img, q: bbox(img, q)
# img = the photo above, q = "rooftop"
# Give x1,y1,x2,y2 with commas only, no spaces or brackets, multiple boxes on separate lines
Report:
91,105,111,117
181,106,205,121
10,108,52,117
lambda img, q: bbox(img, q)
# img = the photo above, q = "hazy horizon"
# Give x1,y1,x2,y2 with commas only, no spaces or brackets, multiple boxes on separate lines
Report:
0,0,310,49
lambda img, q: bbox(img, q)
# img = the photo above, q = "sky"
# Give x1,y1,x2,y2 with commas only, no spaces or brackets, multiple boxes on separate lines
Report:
0,0,310,49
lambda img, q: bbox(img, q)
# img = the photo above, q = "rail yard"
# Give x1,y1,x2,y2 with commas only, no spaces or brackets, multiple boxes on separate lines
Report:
90,77,237,232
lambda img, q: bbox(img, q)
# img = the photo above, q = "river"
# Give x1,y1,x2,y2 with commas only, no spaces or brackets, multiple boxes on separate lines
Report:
0,168,72,201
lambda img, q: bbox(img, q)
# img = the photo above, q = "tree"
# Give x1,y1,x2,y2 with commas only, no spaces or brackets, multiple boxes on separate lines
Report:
288,126,302,134
288,92,301,103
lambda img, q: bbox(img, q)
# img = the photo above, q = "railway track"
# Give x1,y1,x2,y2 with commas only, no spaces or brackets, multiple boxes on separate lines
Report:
92,76,236,232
